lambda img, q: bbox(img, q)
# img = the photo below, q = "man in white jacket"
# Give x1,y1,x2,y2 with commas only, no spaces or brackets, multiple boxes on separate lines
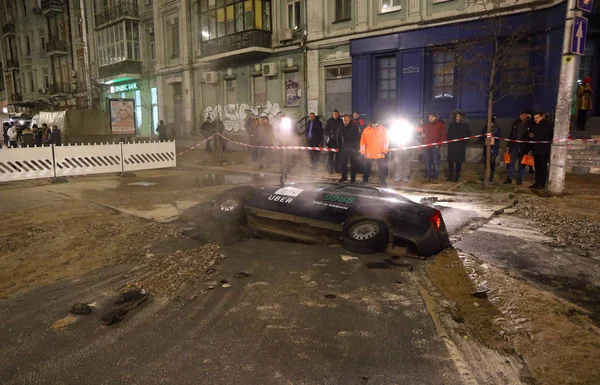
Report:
7,125,18,148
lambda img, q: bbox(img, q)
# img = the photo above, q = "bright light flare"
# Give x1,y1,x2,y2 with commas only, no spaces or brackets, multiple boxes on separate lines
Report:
280,117,293,132
389,119,414,145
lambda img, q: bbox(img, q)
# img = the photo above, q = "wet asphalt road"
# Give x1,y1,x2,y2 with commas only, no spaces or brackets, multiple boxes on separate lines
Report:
0,169,493,385
0,240,462,385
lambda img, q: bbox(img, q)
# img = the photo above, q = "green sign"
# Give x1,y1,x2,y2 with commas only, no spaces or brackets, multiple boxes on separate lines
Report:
110,82,139,93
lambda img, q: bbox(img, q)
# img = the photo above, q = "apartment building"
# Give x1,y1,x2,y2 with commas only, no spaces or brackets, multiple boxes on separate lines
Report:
148,0,599,137
0,0,91,114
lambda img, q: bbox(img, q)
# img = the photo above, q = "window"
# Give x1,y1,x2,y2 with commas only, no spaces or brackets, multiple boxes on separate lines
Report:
378,56,396,100
173,83,182,99
225,79,237,104
381,0,401,13
334,0,351,22
432,52,454,99
25,36,30,56
501,42,533,96
96,21,141,67
151,87,159,132
287,0,301,30
252,75,267,106
40,29,46,50
135,90,142,130
199,0,271,41
325,64,352,79
43,69,50,88
171,18,180,58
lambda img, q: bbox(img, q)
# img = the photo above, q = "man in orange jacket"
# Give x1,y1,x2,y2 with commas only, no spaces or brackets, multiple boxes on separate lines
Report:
360,118,389,187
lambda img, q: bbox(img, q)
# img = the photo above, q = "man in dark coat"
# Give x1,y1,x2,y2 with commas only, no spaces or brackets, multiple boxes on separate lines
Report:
156,120,168,141
33,124,43,147
3,122,10,148
305,112,323,169
324,110,344,174
213,116,226,152
200,117,215,152
446,110,471,182
48,125,62,146
503,111,533,185
529,112,554,190
338,114,361,183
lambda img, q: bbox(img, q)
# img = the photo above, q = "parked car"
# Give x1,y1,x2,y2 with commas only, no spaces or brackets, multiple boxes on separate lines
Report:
212,182,451,256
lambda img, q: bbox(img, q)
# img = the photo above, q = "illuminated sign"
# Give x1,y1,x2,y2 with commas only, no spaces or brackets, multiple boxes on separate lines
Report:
110,82,139,94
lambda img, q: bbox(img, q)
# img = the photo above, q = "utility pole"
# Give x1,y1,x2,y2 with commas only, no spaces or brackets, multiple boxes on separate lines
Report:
548,0,583,194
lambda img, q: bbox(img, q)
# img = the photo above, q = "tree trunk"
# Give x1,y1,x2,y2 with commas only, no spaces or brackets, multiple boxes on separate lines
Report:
484,94,493,187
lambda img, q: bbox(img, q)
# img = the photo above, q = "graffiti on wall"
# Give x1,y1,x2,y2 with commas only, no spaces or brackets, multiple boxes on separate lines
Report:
203,101,289,132
285,75,302,107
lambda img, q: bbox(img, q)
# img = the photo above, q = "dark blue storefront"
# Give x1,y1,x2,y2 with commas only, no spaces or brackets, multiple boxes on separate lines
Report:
350,3,570,123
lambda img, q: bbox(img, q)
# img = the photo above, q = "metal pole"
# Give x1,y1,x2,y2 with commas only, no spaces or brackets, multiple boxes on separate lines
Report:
548,0,581,194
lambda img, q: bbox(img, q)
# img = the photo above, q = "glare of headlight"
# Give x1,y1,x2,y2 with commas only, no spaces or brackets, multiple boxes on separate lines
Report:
19,120,25,125
281,117,292,131
389,119,413,145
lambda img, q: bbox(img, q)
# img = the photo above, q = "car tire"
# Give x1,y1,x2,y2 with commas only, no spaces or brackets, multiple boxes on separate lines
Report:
342,218,389,254
212,190,248,223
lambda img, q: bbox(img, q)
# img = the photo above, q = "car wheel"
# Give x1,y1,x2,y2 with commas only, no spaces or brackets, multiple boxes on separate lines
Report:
342,218,389,254
212,191,247,222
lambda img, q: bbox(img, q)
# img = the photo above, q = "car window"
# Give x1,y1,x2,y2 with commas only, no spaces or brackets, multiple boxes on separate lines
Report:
334,185,382,197
286,183,337,191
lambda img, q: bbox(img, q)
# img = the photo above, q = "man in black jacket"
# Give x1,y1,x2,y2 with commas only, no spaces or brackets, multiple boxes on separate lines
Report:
200,117,215,152
529,112,554,190
338,114,361,182
305,112,323,169
324,110,344,174
504,110,533,185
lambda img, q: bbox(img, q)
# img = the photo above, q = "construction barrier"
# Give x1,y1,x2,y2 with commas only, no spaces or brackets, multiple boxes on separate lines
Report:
0,141,176,183
122,141,176,172
0,146,55,182
54,143,123,177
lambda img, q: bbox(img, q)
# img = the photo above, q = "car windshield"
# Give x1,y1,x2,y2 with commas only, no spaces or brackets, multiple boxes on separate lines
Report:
286,182,337,191
333,185,382,197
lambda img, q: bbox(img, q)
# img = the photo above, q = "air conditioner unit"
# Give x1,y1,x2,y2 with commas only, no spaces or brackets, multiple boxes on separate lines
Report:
203,71,219,84
281,29,293,41
262,63,278,77
32,7,41,14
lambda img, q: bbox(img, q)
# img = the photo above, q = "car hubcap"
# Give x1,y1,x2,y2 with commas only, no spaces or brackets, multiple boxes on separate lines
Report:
350,222,379,241
220,199,238,212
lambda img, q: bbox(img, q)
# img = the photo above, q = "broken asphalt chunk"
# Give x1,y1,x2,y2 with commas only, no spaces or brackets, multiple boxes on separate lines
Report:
69,303,92,315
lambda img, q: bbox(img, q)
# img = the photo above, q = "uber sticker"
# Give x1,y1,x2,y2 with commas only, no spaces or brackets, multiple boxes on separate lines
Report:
269,195,293,203
274,187,303,197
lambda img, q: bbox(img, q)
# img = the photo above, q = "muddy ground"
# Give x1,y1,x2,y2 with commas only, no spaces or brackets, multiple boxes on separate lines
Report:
1,167,600,385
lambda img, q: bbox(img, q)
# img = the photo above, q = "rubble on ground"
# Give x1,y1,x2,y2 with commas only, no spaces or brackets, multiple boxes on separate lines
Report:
513,196,600,251
125,244,221,297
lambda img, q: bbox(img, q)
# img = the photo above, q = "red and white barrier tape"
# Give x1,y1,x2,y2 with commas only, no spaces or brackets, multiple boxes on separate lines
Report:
176,134,217,156
210,132,600,154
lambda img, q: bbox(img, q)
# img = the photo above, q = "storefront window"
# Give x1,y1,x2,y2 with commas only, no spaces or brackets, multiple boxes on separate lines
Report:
199,0,270,40
135,90,142,130
151,87,158,132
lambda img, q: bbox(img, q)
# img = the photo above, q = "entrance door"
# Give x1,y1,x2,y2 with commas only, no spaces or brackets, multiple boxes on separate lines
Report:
324,64,352,118
172,83,184,136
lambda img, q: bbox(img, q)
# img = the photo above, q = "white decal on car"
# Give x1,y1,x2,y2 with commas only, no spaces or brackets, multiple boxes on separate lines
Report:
312,201,349,210
268,195,293,203
274,187,304,197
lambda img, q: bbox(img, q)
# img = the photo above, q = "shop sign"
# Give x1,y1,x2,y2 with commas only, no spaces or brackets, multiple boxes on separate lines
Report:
110,82,139,93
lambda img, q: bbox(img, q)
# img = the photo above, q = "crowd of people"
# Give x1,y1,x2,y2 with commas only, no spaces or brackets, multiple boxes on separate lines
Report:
215,108,555,190
2,122,62,148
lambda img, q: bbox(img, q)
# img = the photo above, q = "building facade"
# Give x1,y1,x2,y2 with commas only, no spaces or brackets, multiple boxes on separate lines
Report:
0,0,92,114
2,0,597,137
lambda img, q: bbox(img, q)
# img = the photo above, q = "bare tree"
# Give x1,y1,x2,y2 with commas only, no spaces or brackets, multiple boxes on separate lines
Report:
435,0,549,186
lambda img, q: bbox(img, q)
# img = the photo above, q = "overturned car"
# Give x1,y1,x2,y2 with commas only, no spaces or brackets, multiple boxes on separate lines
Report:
212,183,451,256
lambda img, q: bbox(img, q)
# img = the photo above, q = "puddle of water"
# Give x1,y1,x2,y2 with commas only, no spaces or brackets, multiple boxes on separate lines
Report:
127,182,158,187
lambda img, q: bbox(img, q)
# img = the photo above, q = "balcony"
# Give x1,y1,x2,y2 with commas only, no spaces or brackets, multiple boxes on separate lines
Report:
20,56,32,67
6,58,19,70
10,93,22,102
98,60,141,79
49,83,71,96
95,2,139,29
200,30,272,59
46,39,68,55
41,0,63,15
2,22,15,37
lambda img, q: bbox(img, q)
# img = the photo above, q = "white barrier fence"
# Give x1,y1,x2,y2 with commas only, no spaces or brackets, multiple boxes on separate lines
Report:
0,141,176,182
